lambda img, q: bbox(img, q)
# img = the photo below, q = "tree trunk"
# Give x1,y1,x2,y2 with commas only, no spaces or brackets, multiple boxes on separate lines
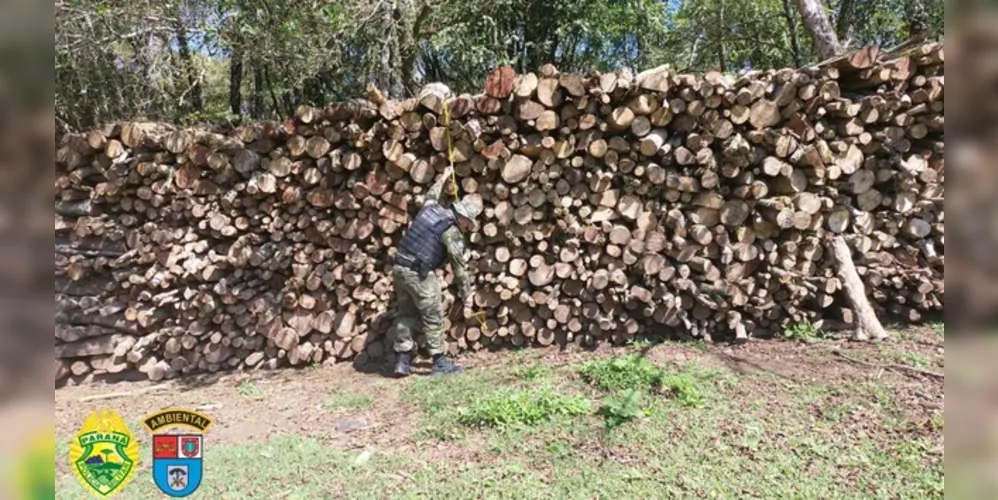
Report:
716,0,727,73
783,0,804,67
795,0,844,59
835,0,855,41
264,68,284,119
399,3,429,96
380,1,395,96
252,65,264,119
229,46,243,117
175,18,203,113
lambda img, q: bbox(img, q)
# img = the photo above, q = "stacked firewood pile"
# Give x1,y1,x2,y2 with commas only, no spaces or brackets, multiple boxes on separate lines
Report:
55,42,944,383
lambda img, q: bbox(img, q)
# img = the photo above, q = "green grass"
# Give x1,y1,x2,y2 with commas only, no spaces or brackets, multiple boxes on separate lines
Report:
402,370,497,441
599,389,649,429
511,363,552,381
659,369,705,407
930,321,944,335
579,355,733,428
324,389,374,411
896,350,929,369
457,386,592,431
579,354,664,392
236,380,265,400
56,343,944,499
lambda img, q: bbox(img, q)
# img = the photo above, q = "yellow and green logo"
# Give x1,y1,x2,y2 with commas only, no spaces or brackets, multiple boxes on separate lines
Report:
69,410,139,497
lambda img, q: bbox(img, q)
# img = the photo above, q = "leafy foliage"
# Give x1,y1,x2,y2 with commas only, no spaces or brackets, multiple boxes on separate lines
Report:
55,0,945,134
659,371,705,407
511,363,552,381
783,321,824,342
599,389,650,429
579,354,664,392
457,386,592,430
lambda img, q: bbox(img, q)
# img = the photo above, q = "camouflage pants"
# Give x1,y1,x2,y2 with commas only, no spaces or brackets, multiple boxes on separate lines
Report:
392,265,446,356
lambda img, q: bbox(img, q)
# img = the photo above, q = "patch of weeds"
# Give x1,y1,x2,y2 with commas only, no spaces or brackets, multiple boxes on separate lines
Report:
457,386,592,431
512,364,551,381
896,350,929,369
659,371,704,407
237,381,265,400
687,339,709,352
885,438,944,491
851,383,908,426
629,337,655,350
818,402,852,423
324,390,373,411
783,321,824,342
579,354,664,392
600,389,650,429
511,349,531,362
545,439,573,459
403,371,497,442
413,419,467,442
866,384,894,408
930,321,944,336
403,370,493,414
928,413,944,431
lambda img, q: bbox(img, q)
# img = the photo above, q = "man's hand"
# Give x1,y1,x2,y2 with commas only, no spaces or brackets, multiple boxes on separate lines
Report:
443,166,454,179
463,294,475,310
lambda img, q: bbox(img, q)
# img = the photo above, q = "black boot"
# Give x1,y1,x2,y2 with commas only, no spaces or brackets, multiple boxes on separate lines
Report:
431,354,463,375
393,351,412,377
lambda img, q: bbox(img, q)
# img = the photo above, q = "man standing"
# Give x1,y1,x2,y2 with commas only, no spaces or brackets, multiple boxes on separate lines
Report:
391,166,480,377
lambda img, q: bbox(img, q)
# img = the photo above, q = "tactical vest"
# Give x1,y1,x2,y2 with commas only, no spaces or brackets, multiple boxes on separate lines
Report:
397,203,456,270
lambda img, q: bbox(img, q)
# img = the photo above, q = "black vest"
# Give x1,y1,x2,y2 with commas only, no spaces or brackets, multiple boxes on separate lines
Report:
398,203,456,270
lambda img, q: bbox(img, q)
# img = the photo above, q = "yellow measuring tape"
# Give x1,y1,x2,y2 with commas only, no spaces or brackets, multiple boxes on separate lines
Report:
443,100,460,203
470,311,489,333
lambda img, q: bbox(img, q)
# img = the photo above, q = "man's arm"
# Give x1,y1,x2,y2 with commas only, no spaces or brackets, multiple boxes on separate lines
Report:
441,226,473,300
423,167,453,207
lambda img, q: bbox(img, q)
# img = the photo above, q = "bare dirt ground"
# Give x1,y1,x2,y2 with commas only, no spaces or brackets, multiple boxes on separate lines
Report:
54,325,945,498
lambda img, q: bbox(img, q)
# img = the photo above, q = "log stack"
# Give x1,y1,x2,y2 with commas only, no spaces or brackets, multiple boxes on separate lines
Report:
54,42,945,383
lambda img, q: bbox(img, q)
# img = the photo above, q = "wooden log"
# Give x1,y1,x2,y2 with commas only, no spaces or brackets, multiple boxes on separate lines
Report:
830,236,888,341
52,46,945,381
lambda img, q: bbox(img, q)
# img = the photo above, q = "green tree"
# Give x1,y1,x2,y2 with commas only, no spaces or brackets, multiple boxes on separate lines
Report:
54,0,945,133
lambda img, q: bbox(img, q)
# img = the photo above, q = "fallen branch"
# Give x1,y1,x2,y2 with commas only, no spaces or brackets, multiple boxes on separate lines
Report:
831,349,943,379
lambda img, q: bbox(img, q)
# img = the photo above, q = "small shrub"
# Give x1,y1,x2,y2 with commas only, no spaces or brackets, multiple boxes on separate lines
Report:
659,371,704,407
928,413,944,431
629,337,655,350
237,381,265,400
513,364,552,381
897,351,928,369
783,321,823,342
600,389,649,429
579,354,664,392
457,387,593,430
545,439,571,458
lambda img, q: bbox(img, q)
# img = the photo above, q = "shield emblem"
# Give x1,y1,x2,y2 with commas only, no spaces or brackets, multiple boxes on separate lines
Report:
181,438,199,458
152,435,203,497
